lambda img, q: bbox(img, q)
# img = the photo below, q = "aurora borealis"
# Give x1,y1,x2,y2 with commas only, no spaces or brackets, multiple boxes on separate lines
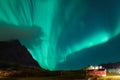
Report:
0,0,120,70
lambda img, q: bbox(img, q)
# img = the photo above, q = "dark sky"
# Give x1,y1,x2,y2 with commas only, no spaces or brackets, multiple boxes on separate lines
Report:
56,34,120,70
55,0,120,70
0,0,120,70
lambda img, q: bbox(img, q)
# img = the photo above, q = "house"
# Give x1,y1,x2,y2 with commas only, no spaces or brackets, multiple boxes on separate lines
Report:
86,66,106,77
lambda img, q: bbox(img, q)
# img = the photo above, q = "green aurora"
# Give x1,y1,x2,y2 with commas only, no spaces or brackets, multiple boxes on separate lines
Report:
0,0,120,70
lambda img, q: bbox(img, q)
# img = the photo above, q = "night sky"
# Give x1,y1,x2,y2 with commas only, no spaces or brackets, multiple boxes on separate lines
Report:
0,0,120,70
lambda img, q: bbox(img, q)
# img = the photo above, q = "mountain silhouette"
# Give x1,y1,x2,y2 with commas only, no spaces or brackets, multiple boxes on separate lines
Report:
0,40,39,68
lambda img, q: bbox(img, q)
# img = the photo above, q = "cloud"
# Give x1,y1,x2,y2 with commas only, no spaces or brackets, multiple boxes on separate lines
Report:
0,21,43,41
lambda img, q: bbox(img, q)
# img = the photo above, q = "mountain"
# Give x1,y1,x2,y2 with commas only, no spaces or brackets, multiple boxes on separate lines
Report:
0,40,39,68
101,62,120,69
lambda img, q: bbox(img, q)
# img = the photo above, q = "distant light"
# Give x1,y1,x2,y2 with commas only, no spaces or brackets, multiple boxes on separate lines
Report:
102,74,106,77
87,65,95,70
94,66,99,70
99,66,102,69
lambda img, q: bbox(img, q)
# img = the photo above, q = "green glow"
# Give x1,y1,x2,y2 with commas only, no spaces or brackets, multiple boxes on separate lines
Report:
0,0,120,70
60,31,110,62
115,21,120,37
0,0,59,70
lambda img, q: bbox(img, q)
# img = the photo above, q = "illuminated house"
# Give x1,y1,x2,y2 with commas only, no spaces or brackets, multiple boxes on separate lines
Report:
86,66,106,77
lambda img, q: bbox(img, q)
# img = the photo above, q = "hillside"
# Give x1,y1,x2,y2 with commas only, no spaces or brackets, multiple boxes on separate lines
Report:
0,40,39,68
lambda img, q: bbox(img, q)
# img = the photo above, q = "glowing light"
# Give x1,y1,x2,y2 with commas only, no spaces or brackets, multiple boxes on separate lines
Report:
0,0,120,70
63,31,110,58
102,74,106,77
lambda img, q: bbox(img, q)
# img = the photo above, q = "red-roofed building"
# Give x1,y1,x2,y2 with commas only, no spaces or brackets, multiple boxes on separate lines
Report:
86,66,106,77
87,69,106,77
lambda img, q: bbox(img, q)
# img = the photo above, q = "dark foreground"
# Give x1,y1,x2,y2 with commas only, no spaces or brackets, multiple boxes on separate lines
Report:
0,66,88,80
0,67,120,80
1,76,120,80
